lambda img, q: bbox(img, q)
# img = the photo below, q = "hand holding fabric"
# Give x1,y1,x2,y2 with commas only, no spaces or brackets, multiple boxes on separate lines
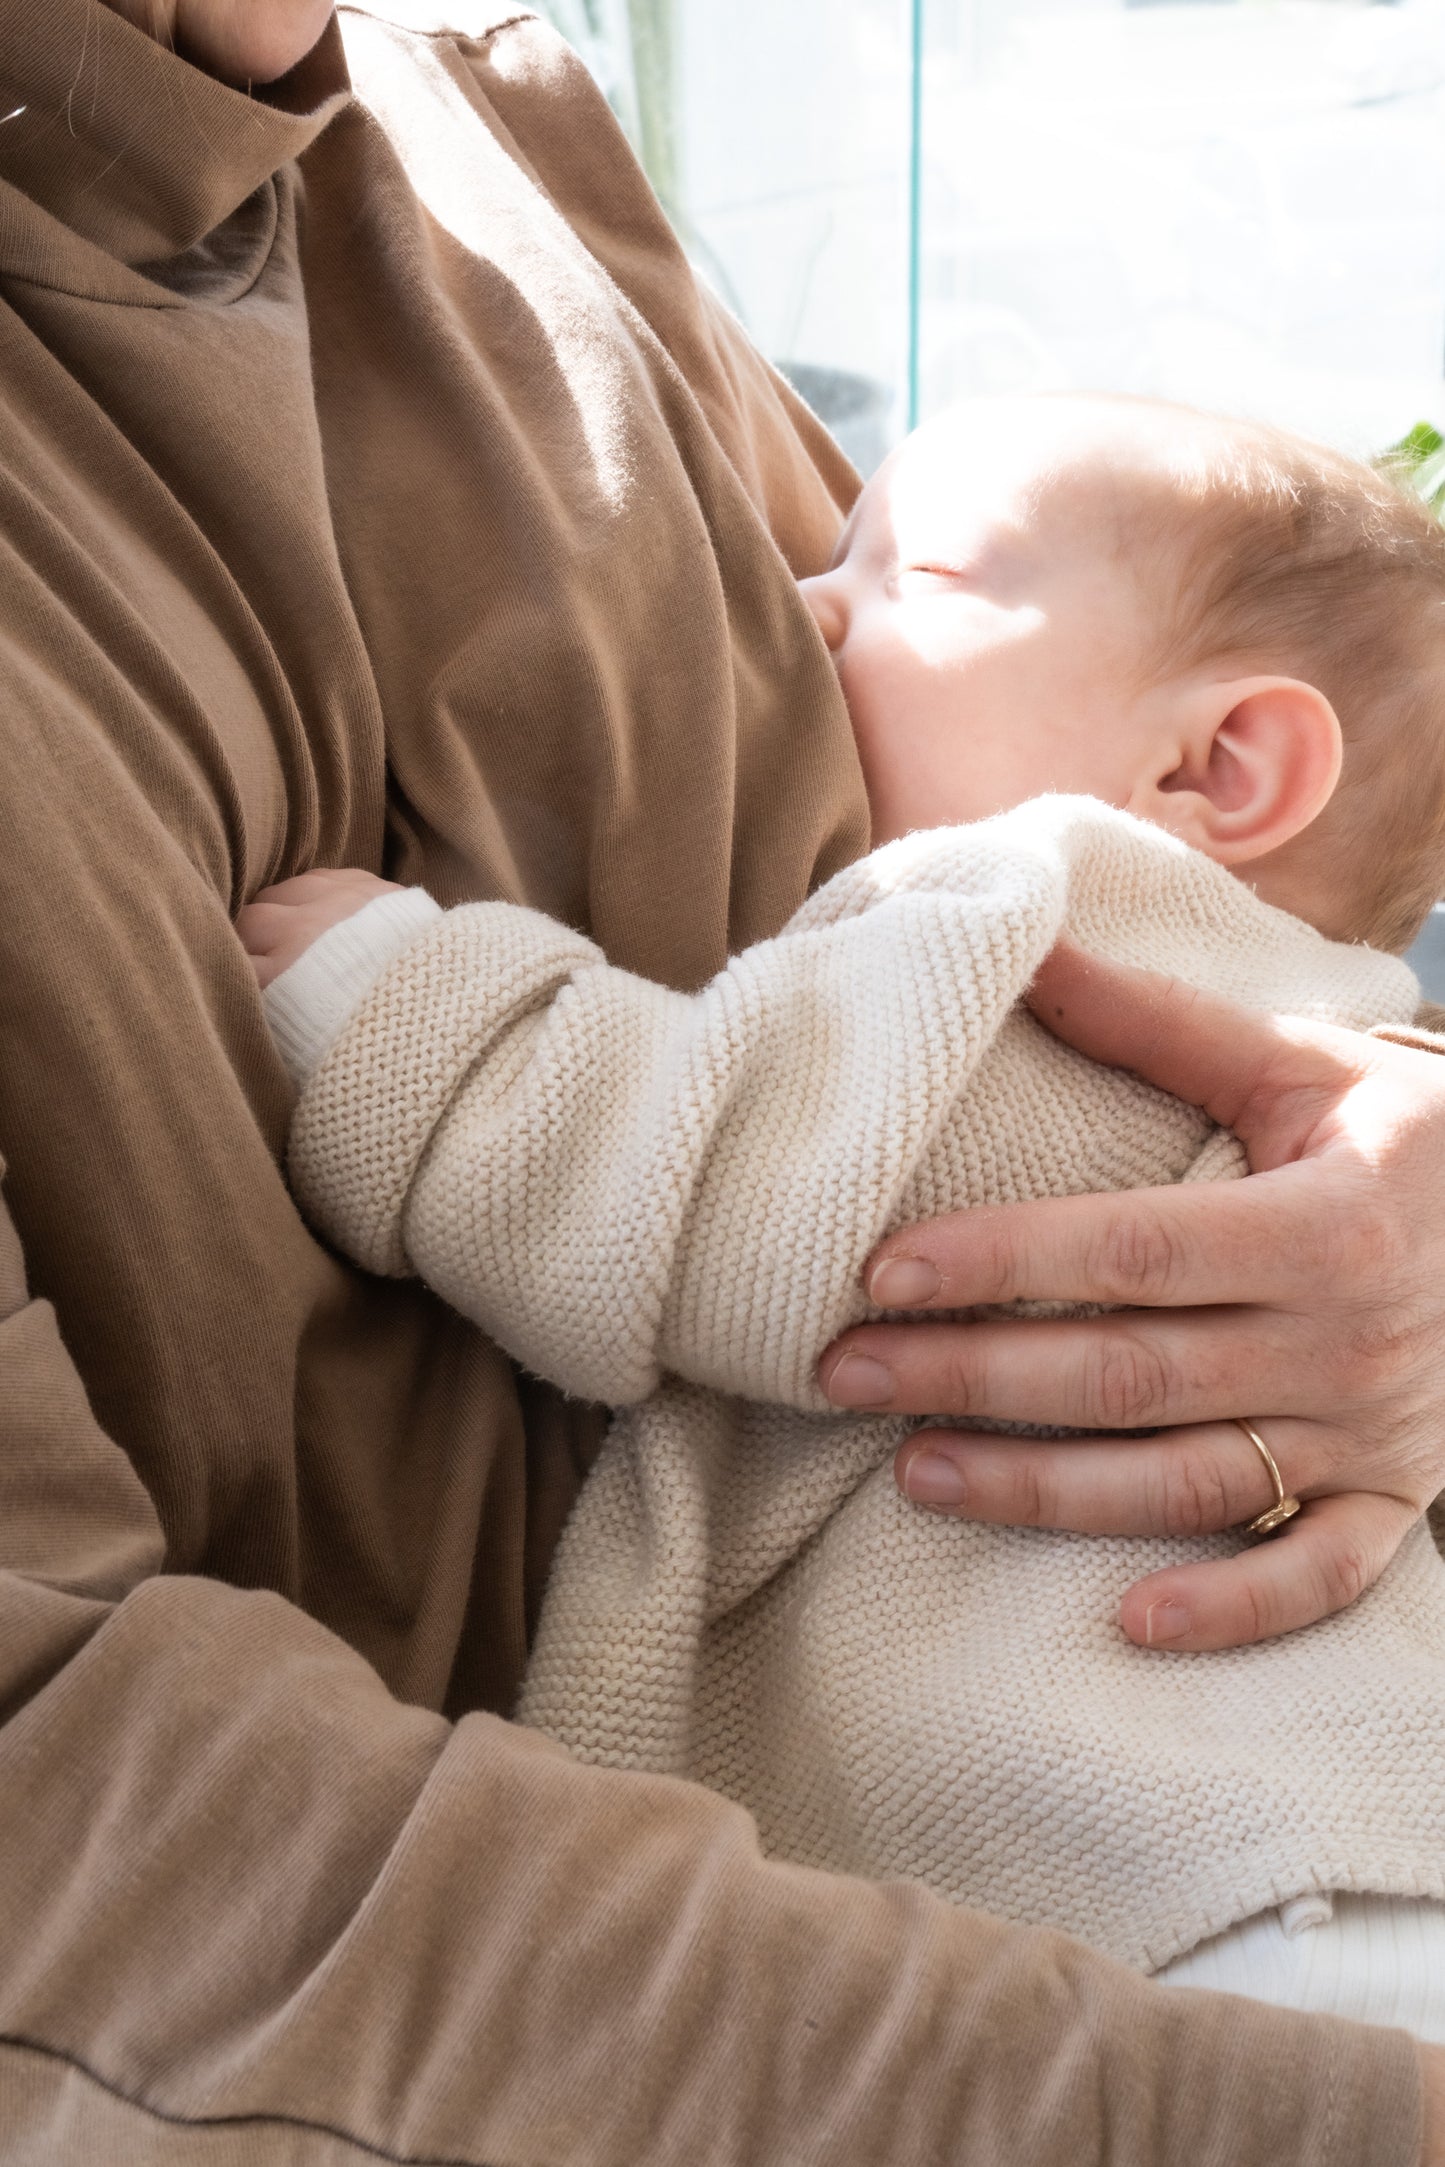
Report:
820,942,1445,1651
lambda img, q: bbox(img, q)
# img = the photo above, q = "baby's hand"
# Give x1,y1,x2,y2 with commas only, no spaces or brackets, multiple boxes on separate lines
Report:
238,869,402,988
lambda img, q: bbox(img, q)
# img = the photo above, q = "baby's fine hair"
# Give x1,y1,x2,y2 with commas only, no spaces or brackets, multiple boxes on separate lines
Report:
1118,403,1445,952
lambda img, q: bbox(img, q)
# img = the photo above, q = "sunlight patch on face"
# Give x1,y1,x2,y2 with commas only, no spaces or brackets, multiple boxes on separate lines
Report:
883,410,1037,603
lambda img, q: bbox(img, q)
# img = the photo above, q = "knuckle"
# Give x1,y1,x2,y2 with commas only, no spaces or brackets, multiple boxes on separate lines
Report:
1008,1455,1053,1528
1318,1198,1390,1288
1087,1208,1184,1305
1087,1332,1174,1429
1311,1185,1411,1320
1316,1535,1374,1616
1161,1446,1234,1537
1388,1420,1445,1513
1233,1573,1282,1646
934,1345,982,1419
1329,1306,1421,1398
1344,1191,1405,1285
972,1222,1021,1307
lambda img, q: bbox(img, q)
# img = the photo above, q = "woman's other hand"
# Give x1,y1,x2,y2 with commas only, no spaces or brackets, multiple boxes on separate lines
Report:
817,941,1445,1652
237,868,402,989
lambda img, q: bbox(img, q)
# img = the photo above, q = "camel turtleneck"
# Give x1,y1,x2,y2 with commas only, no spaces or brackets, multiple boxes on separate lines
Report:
0,0,348,289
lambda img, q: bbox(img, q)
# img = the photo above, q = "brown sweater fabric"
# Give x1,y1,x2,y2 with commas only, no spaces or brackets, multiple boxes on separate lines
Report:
0,4,1422,2161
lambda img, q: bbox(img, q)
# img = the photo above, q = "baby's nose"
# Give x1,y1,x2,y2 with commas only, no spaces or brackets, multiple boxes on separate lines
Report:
798,573,846,655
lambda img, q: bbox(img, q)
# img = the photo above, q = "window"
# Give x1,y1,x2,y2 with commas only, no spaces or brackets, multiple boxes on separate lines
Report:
545,0,1445,475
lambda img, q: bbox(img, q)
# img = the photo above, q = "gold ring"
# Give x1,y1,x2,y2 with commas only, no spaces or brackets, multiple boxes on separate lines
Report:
1233,1419,1301,1539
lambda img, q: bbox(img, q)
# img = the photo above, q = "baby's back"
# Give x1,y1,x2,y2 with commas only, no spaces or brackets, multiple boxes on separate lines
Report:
521,800,1445,1970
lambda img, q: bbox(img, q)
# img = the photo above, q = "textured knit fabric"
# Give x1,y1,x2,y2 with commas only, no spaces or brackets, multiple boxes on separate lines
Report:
282,795,1443,1974
266,887,445,1081
0,3,1426,2160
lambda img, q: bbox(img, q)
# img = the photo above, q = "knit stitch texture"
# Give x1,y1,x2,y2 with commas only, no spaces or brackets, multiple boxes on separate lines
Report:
285,797,1445,1971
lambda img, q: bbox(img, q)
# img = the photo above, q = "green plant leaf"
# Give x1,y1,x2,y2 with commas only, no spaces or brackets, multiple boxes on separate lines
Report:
1387,421,1445,468
1381,421,1445,521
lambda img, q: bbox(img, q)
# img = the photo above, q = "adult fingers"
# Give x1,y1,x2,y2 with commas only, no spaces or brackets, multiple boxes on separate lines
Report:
1026,940,1369,1155
892,1418,1334,1537
1114,1490,1417,1650
862,1164,1357,1316
821,1305,1327,1430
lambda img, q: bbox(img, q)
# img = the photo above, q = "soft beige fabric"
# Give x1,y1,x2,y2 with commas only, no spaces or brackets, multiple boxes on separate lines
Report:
286,795,1445,1974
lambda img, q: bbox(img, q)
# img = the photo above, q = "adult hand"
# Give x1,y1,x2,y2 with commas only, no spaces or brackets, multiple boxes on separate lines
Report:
237,868,402,988
818,942,1445,1652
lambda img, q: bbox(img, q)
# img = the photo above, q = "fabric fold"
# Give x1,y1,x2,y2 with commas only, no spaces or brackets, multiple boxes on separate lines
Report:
0,0,350,286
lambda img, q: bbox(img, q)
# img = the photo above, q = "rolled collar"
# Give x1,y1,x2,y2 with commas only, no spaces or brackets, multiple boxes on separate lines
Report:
0,1,350,292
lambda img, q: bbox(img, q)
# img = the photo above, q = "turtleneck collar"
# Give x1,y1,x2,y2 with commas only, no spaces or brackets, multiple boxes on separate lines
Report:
0,0,350,298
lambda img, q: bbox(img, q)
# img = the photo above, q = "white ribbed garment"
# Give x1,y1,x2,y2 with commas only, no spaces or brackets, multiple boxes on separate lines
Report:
272,796,1445,1977
1156,1894,1445,2043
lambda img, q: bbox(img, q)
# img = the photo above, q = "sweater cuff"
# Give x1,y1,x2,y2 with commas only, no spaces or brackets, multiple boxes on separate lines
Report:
263,888,445,1087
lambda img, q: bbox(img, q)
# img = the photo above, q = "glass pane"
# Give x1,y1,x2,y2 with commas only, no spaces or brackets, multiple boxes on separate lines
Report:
535,1,913,473
562,0,1445,470
672,0,913,473
917,0,1445,456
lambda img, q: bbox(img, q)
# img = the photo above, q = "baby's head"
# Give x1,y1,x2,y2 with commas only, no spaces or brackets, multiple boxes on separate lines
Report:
801,395,1445,951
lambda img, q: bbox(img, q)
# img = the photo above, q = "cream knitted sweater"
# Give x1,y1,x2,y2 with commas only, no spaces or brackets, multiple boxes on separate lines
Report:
269,797,1445,1973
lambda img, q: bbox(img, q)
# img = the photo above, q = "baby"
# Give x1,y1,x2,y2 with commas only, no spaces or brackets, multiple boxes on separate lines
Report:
241,395,1445,2037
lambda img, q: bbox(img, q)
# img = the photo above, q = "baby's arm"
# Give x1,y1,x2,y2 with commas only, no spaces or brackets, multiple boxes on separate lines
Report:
243,827,1073,1410
240,870,443,1080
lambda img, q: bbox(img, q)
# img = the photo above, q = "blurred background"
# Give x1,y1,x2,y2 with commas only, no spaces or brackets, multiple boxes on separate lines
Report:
537,0,1445,982
536,0,1445,473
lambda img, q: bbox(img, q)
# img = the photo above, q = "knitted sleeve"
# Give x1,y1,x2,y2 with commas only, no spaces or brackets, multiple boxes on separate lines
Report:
286,821,1074,1408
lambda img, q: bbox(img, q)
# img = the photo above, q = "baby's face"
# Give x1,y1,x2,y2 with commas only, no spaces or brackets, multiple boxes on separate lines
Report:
800,402,1171,845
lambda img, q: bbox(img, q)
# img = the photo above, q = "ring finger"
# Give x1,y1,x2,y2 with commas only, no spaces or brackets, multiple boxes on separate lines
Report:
892,1416,1337,1539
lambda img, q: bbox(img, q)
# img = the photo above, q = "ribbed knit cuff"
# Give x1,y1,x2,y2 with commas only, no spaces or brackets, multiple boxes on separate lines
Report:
263,887,444,1087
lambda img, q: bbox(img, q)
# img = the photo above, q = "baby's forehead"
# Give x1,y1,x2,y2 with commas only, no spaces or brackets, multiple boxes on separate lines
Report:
908,396,1227,502
894,401,1275,594
883,401,1192,564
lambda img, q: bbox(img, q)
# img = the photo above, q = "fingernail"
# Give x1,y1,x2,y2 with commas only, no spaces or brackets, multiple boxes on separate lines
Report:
901,1450,967,1510
822,1353,895,1408
1144,1600,1192,1647
868,1256,941,1307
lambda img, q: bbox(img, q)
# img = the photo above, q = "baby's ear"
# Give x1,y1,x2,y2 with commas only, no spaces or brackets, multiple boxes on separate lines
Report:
1134,675,1342,864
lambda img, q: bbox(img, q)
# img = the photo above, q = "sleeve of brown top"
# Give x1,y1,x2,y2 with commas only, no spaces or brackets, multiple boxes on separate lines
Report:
0,5,1424,2162
0,1169,1425,2165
